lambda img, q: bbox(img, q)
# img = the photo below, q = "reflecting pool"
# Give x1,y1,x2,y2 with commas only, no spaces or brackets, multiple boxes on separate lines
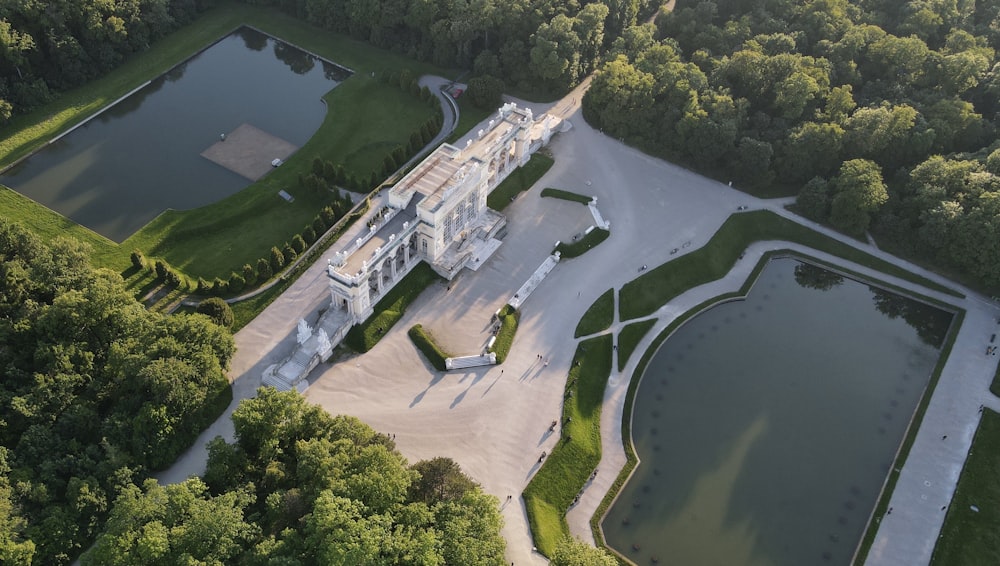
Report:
0,27,350,242
603,257,953,565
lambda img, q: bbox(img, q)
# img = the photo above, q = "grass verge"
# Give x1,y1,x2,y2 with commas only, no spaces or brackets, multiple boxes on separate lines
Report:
344,262,442,352
991,362,1000,398
408,324,451,371
930,409,1000,566
555,227,609,259
487,153,555,210
541,188,592,204
489,304,520,363
618,210,962,322
575,289,614,338
616,319,656,372
524,334,613,556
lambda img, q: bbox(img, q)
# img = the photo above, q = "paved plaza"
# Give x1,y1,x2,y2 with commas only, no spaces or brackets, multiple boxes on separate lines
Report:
200,123,298,181
159,78,1000,566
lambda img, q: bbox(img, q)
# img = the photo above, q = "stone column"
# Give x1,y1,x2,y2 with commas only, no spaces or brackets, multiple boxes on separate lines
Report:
390,252,398,280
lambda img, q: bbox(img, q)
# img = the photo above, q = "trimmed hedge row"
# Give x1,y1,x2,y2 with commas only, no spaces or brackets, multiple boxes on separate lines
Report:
489,304,520,363
555,227,609,259
344,262,442,352
408,324,451,371
540,187,593,204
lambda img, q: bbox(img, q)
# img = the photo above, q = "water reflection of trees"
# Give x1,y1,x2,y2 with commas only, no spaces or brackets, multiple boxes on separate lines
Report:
101,76,169,121
238,27,268,51
793,262,844,291
869,287,953,348
273,41,315,75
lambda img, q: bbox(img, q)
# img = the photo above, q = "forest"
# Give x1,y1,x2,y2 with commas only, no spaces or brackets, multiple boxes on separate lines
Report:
583,0,1000,290
0,0,217,123
82,389,508,565
0,219,234,564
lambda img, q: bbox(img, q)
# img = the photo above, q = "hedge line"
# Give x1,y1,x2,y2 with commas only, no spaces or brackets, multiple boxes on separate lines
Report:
488,304,520,363
408,324,451,371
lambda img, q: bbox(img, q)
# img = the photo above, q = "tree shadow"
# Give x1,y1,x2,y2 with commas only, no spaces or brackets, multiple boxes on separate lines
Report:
410,373,445,407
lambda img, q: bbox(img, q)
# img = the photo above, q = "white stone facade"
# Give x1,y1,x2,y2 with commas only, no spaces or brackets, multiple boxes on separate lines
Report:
264,103,559,391
327,102,556,324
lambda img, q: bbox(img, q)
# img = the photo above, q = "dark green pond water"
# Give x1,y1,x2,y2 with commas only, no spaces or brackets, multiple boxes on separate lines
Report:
0,27,350,242
603,257,953,566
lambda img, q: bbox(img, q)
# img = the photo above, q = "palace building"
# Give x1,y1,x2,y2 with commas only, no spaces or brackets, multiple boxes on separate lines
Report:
326,102,559,322
263,102,562,391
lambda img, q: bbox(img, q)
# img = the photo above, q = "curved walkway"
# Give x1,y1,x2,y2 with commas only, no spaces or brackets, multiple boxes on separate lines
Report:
158,81,999,565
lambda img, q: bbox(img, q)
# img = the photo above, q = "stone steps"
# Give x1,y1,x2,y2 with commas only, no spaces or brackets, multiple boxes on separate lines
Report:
445,353,496,370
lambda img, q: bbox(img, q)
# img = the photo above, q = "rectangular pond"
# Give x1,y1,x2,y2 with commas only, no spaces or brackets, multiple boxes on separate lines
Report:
0,26,351,243
603,257,955,566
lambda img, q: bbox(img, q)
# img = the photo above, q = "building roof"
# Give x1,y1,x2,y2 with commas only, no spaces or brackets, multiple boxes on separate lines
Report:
338,193,422,277
389,104,534,214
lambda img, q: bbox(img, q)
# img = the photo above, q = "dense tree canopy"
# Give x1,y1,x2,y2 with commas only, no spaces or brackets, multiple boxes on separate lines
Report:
0,0,216,123
584,0,1000,290
241,0,661,95
83,388,507,565
0,220,234,564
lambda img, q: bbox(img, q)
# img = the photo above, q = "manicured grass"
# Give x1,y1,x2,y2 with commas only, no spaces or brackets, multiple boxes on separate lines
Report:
575,289,614,338
541,187,593,204
618,210,962,322
0,2,452,283
930,409,1000,566
555,227,609,259
447,96,493,143
489,304,520,363
616,319,656,372
408,324,452,371
991,362,1000,398
344,262,442,352
524,334,613,557
486,153,555,210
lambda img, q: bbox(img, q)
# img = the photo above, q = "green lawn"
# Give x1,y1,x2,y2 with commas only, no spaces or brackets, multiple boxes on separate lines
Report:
523,334,613,556
991,362,1000,398
447,95,493,143
618,210,962,322
930,409,1000,566
616,319,656,372
574,289,614,338
0,2,454,282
